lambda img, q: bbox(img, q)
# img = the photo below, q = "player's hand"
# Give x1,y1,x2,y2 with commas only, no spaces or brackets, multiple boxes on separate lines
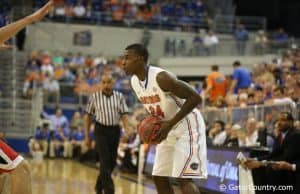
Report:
243,158,263,170
28,0,54,23
271,161,293,171
0,44,13,50
154,120,173,143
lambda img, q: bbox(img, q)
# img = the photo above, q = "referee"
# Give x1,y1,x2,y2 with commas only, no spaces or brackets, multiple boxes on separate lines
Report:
85,74,132,194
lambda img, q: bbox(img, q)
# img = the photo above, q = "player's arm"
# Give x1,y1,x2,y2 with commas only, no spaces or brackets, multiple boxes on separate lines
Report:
121,114,133,136
0,0,53,46
155,71,202,142
85,94,95,146
84,113,92,145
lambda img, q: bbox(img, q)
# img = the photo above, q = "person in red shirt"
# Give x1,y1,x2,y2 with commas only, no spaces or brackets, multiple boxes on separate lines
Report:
204,65,227,103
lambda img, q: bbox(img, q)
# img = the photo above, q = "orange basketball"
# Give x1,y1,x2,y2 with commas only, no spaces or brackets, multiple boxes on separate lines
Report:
138,116,161,145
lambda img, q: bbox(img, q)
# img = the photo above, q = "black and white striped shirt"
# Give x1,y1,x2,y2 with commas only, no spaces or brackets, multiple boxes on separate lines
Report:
86,90,129,126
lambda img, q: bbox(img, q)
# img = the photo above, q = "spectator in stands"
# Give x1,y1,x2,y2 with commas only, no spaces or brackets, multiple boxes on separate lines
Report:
38,113,54,132
43,73,60,105
23,70,43,98
223,124,245,147
256,121,275,149
241,118,259,147
26,50,41,71
73,1,86,18
93,53,107,67
61,67,75,83
229,61,252,94
178,11,193,31
49,125,72,158
28,123,51,156
71,124,86,159
204,65,227,104
234,24,249,55
221,123,232,145
43,108,69,132
54,4,66,18
266,86,296,107
210,120,226,146
203,30,219,55
253,87,265,105
255,30,268,54
52,51,64,68
41,51,53,75
64,52,73,66
272,27,289,49
71,52,85,70
247,93,256,105
70,111,84,132
192,32,203,56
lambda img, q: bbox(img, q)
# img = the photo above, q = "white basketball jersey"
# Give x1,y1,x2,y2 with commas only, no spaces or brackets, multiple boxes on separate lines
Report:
131,66,207,179
131,66,186,121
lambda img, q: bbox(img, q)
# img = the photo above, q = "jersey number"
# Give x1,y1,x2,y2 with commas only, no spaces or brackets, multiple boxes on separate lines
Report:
149,105,165,118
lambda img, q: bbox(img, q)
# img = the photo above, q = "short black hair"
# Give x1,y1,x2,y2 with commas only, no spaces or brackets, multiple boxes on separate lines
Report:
233,61,241,67
125,43,149,63
212,65,219,71
280,112,294,122
214,120,225,130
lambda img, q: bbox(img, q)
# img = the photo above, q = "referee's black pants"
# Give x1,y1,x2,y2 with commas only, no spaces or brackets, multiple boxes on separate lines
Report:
95,122,120,194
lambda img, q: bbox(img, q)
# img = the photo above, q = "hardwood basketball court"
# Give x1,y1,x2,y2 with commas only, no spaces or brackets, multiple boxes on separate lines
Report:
30,159,156,194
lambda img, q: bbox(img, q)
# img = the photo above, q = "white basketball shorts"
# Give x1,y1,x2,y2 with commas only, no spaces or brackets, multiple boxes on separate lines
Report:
152,110,207,179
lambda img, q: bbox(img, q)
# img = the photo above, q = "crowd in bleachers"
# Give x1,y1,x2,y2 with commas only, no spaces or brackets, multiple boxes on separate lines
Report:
200,49,300,109
35,0,210,31
22,46,300,110
23,50,133,105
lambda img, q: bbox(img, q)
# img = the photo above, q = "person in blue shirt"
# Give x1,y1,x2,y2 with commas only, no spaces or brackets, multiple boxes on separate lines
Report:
71,125,86,158
28,123,51,156
229,61,252,94
49,125,72,158
234,24,249,55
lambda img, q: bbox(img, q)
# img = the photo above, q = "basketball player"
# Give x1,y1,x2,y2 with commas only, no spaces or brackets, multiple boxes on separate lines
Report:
122,44,207,194
0,1,53,193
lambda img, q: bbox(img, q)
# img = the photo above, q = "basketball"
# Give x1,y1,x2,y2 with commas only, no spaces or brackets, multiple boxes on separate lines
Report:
137,116,161,145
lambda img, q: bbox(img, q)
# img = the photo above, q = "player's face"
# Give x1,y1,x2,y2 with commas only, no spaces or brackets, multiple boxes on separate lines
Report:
122,50,141,75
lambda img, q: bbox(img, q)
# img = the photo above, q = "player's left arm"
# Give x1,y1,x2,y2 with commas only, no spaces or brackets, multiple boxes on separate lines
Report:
155,71,202,142
0,0,53,46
